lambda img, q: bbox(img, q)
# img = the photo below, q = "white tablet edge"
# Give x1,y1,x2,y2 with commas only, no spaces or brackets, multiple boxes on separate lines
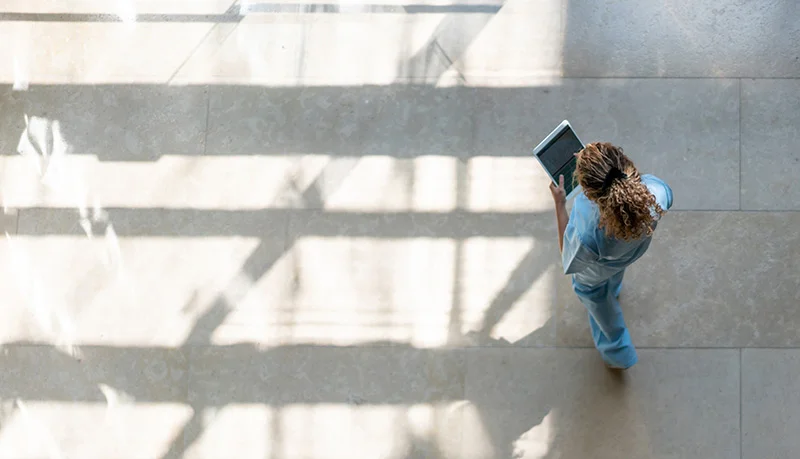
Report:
532,119,586,200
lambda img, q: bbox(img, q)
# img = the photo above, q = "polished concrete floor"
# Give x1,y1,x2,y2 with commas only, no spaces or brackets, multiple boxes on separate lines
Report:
0,0,799,458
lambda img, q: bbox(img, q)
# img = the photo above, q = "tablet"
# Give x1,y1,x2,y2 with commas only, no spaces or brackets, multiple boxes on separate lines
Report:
532,120,586,200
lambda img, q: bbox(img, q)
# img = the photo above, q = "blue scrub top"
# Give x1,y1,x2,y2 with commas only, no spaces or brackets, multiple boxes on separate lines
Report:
562,174,673,287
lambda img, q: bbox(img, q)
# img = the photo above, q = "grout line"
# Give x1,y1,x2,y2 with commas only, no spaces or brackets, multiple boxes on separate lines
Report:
461,346,800,351
283,205,292,251
15,206,800,213
1,76,791,88
739,348,743,459
174,344,800,350
202,88,211,156
739,78,743,211
8,207,789,214
0,76,795,91
551,76,800,80
475,345,788,350
3,342,800,350
193,75,800,85
666,209,800,213
163,0,241,86
184,346,192,456
457,345,799,350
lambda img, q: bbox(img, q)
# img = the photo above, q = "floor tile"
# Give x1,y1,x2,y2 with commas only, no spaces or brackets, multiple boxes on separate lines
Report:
204,80,738,210
0,154,302,209
558,211,800,347
0,22,214,84
355,85,477,159
206,95,551,212
204,85,372,157
0,344,187,402
0,208,17,234
562,0,800,77
0,344,189,459
475,79,740,210
1,0,233,14
448,0,564,82
742,349,800,459
280,155,551,212
17,207,288,238
741,79,800,210
464,348,740,459
8,208,291,346
0,85,208,161
172,3,561,86
185,345,465,459
173,14,436,85
286,209,559,347
205,85,476,160
14,206,559,348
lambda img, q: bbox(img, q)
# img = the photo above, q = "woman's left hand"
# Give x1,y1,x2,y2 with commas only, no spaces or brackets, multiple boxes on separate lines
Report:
549,174,567,205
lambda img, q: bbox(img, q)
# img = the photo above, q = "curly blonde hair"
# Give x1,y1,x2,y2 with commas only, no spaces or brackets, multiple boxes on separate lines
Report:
575,142,663,241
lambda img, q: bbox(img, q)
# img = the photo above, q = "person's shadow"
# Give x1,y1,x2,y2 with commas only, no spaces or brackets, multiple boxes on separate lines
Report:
456,318,636,459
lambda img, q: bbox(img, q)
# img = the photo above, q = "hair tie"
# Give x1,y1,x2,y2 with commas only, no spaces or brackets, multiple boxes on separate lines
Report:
602,167,628,192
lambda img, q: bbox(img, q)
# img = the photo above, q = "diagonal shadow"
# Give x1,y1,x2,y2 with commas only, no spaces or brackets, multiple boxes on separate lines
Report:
164,232,294,458
181,236,293,345
471,241,554,343
398,6,501,81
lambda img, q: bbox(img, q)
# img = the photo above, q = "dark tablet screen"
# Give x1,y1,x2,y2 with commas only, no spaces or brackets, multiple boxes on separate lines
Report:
536,126,583,196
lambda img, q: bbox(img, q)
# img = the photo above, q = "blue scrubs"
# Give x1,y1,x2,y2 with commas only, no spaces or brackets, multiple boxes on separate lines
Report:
562,174,673,369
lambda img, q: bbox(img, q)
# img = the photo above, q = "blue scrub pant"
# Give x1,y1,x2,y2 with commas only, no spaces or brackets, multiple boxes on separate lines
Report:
572,270,638,369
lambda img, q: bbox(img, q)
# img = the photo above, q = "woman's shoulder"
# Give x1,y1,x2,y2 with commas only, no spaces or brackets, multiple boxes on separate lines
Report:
641,174,673,210
572,192,598,222
640,173,668,186
569,193,601,243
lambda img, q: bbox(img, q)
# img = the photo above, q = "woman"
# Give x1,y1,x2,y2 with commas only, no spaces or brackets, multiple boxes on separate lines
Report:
549,142,673,369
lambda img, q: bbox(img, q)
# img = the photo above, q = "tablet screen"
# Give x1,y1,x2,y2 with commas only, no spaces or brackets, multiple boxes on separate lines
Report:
536,127,583,196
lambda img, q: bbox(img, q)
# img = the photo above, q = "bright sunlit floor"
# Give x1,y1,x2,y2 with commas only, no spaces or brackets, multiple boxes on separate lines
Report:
0,0,799,458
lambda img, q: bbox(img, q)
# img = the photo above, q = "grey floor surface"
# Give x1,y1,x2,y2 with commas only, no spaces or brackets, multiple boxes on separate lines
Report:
0,0,799,458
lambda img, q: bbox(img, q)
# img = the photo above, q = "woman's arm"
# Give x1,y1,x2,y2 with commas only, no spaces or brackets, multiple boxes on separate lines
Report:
549,175,569,253
555,201,569,253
